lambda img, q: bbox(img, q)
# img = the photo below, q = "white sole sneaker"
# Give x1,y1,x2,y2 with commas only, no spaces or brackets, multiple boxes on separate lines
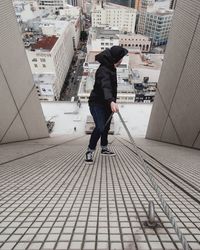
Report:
101,153,116,156
85,160,94,164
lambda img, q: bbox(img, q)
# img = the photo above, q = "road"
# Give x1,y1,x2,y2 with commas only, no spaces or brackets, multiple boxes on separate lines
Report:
60,43,86,101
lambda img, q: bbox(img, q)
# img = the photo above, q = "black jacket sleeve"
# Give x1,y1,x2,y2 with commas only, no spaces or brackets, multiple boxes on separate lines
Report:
100,68,115,104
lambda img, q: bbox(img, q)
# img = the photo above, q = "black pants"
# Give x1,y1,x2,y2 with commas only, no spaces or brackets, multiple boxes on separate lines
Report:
88,105,112,150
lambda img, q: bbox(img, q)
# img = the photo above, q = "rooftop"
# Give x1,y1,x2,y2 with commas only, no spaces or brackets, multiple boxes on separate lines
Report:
129,52,164,70
0,135,199,250
31,35,58,51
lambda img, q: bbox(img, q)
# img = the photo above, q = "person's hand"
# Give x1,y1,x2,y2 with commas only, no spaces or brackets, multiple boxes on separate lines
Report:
110,102,119,113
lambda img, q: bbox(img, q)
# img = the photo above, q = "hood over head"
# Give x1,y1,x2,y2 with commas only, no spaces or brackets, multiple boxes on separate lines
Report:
110,46,128,63
95,46,128,68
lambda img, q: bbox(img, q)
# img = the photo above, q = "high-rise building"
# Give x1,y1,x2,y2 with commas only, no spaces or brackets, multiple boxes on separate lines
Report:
25,20,75,101
137,0,173,45
146,0,200,149
92,1,137,33
0,0,49,144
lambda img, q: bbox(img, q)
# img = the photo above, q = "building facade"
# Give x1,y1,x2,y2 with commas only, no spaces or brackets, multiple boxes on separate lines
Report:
92,2,137,33
87,28,119,52
119,33,151,52
146,0,200,149
0,0,48,143
38,0,65,9
137,0,173,46
26,20,74,101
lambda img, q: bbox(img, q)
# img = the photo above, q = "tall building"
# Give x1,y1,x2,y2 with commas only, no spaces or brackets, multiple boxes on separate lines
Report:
137,0,173,45
25,20,75,101
92,1,137,33
0,0,48,144
146,0,200,149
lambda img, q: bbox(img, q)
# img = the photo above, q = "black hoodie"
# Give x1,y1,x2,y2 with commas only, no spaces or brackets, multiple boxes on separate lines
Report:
88,47,128,110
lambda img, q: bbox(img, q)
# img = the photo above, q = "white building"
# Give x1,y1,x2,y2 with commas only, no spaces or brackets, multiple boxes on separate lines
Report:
26,20,74,101
87,27,151,53
92,1,137,33
87,28,119,52
137,0,173,46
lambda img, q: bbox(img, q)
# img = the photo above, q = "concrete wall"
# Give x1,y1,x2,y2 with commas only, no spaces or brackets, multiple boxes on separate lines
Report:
0,1,49,144
146,0,200,149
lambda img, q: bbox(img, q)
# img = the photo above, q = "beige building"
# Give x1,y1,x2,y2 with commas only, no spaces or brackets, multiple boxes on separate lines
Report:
0,0,48,144
119,33,151,52
146,0,200,149
92,1,137,33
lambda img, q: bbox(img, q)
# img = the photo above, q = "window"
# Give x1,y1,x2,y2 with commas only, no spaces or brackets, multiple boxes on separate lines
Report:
34,64,38,68
40,58,46,62
42,64,46,68
32,58,37,62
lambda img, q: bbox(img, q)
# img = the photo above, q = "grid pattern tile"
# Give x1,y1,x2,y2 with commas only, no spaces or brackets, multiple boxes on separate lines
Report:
0,137,199,250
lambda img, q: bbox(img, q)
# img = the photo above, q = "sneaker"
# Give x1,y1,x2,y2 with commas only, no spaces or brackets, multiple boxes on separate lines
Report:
85,151,93,164
101,148,116,156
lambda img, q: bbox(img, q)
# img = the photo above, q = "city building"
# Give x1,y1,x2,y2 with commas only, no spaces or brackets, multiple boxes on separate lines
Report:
146,0,200,149
118,33,151,52
129,51,163,102
67,0,78,5
13,0,40,23
0,0,48,144
109,0,141,10
137,0,173,45
38,0,65,10
87,27,151,53
25,20,74,101
87,27,120,52
92,1,137,33
12,2,82,101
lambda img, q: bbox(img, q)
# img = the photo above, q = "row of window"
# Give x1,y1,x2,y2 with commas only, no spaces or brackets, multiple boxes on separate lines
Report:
101,42,114,46
34,64,46,68
32,58,46,62
121,38,147,41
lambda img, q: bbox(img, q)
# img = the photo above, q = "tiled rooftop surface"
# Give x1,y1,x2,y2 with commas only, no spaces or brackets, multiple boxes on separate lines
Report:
0,136,199,250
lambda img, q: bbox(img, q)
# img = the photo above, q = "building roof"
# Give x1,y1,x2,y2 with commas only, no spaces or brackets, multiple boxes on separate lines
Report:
31,35,58,51
95,28,119,39
129,51,163,70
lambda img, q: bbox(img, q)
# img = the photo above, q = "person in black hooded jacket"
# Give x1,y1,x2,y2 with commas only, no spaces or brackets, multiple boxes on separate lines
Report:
85,46,128,164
